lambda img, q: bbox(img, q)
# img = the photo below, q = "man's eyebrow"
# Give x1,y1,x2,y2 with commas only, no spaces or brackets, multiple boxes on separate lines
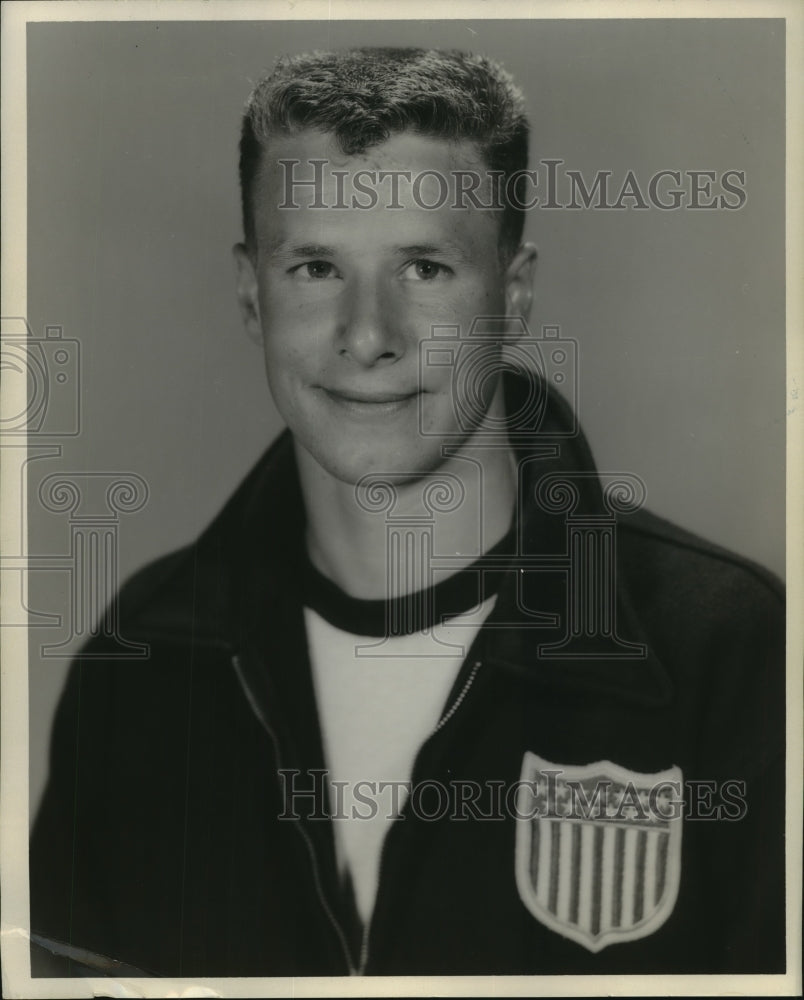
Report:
260,241,476,263
395,243,474,264
261,241,336,259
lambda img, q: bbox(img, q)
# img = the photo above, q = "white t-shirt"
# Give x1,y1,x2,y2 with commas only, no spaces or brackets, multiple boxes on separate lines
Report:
305,596,497,925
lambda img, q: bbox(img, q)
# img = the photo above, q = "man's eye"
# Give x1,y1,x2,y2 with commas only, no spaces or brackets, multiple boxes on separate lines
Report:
401,259,451,281
291,261,337,280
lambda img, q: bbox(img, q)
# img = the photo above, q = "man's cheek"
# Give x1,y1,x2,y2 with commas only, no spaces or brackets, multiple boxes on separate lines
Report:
265,344,307,377
418,391,457,435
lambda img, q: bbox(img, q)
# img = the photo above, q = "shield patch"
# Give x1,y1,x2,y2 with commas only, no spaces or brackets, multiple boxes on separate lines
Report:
515,753,683,952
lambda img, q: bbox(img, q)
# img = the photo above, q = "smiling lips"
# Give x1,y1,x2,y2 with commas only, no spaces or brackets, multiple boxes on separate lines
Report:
321,386,422,415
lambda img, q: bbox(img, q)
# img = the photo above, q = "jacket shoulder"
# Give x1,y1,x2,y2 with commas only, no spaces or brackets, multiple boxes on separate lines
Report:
77,431,296,651
619,507,783,607
614,508,785,782
60,541,210,656
115,545,194,614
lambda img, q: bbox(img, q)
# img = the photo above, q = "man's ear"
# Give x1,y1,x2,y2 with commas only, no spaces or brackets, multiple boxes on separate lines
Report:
233,243,263,345
504,241,538,325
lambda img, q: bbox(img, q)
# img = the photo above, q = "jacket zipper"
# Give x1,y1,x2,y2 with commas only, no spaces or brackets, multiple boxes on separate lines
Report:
233,650,482,976
230,653,358,976
358,657,483,975
433,659,482,734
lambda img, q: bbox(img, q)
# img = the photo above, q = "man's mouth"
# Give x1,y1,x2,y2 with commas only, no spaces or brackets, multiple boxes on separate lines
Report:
321,387,422,414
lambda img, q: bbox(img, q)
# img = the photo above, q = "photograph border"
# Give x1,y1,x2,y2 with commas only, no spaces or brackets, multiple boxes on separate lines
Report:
2,1,802,997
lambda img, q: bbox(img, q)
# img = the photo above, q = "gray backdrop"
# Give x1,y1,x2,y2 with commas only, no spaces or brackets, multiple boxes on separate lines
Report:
26,18,785,818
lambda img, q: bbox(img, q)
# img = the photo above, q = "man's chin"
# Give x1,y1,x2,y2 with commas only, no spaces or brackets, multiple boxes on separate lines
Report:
308,444,451,490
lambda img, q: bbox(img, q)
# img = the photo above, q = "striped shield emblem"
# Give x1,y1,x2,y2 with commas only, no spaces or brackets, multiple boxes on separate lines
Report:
515,753,682,952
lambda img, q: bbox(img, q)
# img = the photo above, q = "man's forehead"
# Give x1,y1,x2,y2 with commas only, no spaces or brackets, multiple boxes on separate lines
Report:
259,128,488,177
251,128,503,249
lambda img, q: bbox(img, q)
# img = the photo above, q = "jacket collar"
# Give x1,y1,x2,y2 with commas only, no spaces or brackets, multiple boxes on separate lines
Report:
479,374,673,707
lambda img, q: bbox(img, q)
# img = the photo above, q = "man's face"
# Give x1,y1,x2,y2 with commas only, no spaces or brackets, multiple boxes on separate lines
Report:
234,130,536,485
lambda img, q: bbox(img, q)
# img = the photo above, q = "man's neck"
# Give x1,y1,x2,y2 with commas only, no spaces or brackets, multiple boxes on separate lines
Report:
296,420,517,601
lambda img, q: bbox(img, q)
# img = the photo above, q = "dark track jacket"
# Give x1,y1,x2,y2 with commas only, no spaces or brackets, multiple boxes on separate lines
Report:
29,379,786,978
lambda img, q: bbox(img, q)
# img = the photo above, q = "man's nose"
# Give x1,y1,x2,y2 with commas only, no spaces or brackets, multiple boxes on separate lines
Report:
336,278,404,367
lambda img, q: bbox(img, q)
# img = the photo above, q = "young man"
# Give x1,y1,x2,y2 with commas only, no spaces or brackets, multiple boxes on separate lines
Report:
30,48,785,978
